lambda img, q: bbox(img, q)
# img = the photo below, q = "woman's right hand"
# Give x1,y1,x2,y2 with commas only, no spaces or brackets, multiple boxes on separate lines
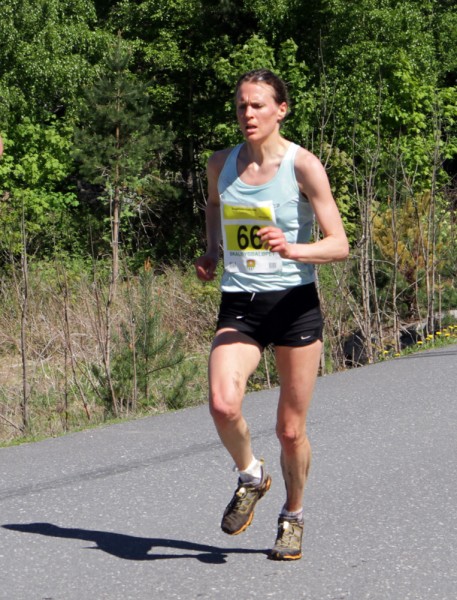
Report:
195,253,218,281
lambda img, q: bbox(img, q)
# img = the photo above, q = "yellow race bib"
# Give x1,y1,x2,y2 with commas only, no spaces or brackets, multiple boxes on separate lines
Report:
221,199,282,274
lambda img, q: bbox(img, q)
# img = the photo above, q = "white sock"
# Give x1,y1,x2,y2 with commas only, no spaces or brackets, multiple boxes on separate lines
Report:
238,457,263,484
280,505,304,522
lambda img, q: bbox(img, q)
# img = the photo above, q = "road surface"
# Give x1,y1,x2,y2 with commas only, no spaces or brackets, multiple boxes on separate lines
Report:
1,345,456,599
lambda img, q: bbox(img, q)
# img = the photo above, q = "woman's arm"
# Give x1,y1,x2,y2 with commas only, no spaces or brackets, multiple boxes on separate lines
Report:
195,150,229,281
259,147,349,264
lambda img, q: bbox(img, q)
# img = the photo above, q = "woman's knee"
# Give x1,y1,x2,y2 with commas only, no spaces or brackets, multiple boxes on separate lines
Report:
209,369,246,423
209,389,243,425
276,422,308,453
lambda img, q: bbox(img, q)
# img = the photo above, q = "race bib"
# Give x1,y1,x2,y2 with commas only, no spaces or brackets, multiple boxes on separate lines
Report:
221,199,282,274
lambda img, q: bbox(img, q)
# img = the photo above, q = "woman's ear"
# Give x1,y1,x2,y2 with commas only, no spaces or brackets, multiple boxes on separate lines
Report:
277,102,288,122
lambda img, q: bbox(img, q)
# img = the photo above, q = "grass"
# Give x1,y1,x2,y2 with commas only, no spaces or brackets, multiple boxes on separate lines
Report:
0,262,218,446
380,324,457,360
1,257,455,446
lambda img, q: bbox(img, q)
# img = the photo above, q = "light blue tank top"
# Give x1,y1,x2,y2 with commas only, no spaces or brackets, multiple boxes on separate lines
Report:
218,142,315,292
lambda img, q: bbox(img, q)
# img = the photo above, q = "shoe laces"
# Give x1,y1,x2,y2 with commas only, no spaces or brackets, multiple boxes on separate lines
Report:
276,518,303,548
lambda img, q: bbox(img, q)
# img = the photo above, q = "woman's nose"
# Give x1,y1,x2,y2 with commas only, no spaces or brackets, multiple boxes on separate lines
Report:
244,105,254,118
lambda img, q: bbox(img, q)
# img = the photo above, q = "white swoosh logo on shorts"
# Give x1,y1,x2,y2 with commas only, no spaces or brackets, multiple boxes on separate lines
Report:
301,335,311,340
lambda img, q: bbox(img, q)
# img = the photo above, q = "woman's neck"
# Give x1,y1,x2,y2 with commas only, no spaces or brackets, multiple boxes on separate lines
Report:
242,134,289,165
237,136,290,186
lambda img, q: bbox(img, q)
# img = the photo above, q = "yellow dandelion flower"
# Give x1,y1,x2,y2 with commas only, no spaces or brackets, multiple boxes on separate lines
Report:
436,331,442,335
417,341,423,345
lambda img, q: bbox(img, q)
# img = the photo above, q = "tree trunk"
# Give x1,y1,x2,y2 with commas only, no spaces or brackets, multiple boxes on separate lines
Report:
20,203,29,432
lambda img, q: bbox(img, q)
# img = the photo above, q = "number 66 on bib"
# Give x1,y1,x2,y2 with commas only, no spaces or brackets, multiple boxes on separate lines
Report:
220,199,283,274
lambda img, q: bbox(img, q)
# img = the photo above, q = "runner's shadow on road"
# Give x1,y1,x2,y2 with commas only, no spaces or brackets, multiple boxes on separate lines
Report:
3,523,267,564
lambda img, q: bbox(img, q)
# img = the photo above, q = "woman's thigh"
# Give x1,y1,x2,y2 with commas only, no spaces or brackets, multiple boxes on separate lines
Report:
209,328,263,412
275,340,323,429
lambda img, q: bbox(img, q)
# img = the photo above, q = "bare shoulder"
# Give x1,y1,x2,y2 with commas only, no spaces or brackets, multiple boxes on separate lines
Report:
294,146,326,177
294,146,331,196
206,147,233,203
207,147,232,177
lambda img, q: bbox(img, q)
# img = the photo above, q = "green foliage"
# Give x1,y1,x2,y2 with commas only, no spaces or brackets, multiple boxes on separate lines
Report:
2,0,457,268
0,118,78,257
0,1,111,262
0,0,108,124
320,144,358,243
1,118,74,189
73,36,175,259
75,38,172,188
100,268,197,413
1,0,457,439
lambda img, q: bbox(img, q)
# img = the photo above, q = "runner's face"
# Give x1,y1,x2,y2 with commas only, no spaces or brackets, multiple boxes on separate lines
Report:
236,82,287,141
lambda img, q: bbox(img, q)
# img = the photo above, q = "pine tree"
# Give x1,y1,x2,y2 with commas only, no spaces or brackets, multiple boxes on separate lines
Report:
74,34,171,415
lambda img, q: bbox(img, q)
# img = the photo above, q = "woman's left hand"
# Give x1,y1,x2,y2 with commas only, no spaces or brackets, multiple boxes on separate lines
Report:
258,226,291,258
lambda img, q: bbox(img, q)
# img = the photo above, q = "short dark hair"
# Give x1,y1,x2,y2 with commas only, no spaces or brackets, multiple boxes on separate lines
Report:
234,69,289,106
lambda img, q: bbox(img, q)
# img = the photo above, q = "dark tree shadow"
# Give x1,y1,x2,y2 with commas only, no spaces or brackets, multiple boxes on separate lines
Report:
2,523,268,564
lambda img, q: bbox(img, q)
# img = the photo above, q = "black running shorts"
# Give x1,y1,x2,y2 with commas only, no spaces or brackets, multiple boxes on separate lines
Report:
216,282,323,348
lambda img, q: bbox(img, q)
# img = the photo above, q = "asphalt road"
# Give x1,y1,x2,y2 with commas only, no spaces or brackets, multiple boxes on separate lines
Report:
1,344,456,600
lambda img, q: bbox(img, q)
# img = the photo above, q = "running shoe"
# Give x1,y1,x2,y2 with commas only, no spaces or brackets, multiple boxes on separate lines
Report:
221,461,271,535
268,516,304,560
